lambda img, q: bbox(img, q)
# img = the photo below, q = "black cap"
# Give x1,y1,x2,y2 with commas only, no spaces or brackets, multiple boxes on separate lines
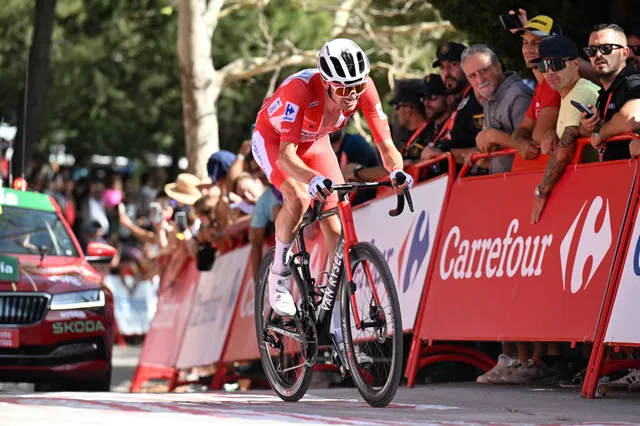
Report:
626,27,640,39
432,42,467,67
532,35,580,63
421,74,447,96
514,15,562,38
388,79,423,109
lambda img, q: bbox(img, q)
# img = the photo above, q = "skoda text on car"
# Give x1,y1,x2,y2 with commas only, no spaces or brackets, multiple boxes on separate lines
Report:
0,187,116,391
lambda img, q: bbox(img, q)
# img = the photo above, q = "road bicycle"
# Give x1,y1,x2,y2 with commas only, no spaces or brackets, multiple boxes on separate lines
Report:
255,175,413,407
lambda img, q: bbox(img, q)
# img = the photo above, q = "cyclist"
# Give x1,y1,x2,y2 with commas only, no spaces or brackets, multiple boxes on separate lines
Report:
251,38,413,364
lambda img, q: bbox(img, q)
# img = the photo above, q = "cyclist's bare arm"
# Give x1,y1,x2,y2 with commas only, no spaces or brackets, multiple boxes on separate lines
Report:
278,141,318,184
378,138,404,173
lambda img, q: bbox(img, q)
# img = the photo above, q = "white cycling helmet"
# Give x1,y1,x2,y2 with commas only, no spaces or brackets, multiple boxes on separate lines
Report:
317,38,370,86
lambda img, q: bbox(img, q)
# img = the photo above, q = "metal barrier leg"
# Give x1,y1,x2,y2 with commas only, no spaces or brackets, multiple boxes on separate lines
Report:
210,362,228,390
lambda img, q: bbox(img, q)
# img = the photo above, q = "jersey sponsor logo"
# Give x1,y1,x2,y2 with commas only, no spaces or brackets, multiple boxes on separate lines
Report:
267,97,282,116
308,101,319,108
282,102,299,123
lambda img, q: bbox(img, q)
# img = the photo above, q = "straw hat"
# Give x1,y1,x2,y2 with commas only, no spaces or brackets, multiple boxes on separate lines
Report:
164,173,202,206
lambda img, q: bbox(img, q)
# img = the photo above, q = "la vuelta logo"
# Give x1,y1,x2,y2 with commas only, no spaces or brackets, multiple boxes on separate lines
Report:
559,196,612,293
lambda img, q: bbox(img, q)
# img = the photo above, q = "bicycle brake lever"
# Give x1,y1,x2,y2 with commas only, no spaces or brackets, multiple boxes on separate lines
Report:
404,188,414,213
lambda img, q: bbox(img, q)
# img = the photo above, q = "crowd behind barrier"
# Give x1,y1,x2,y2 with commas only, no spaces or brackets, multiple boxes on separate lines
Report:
2,8,640,397
129,134,640,399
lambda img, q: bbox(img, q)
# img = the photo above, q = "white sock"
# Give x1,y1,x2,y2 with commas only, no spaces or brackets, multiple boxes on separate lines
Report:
272,236,293,275
331,305,343,344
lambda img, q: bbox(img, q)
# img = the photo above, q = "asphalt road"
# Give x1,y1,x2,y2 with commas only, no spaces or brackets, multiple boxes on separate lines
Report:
2,345,640,425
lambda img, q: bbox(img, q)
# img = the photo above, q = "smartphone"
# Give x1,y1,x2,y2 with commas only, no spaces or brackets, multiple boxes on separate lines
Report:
570,100,594,118
499,13,522,31
175,211,188,233
149,202,162,224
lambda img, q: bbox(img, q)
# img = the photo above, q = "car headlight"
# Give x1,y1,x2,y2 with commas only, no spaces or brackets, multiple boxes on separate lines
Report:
50,290,105,311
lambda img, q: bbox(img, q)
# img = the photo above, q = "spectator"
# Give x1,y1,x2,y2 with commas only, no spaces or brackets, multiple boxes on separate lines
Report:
580,24,640,161
207,149,239,193
164,173,204,207
626,27,640,73
80,176,109,236
249,184,283,282
432,42,485,168
138,171,159,218
461,44,533,174
232,171,265,207
530,36,600,221
329,126,379,205
342,79,425,185
415,74,456,178
510,14,562,159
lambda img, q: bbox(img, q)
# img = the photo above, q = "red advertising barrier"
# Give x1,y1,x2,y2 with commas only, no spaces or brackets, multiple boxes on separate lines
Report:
130,254,200,392
406,135,640,398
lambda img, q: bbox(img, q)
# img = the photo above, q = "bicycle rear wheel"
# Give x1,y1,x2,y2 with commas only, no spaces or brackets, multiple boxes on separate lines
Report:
340,241,403,407
254,248,314,402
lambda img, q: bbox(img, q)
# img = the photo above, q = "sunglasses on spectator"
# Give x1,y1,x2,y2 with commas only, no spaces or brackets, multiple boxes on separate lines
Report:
327,80,368,97
630,45,640,55
583,43,625,57
393,103,413,110
537,57,576,73
420,94,440,102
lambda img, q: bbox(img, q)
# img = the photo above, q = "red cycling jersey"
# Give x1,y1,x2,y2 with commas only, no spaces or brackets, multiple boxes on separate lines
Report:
251,69,391,208
256,69,391,144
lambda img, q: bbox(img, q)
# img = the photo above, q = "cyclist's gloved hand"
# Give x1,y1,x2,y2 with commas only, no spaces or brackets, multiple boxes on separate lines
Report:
308,175,334,202
390,169,414,192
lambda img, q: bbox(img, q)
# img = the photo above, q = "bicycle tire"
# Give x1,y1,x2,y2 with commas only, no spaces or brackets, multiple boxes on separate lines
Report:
254,247,314,402
340,241,403,407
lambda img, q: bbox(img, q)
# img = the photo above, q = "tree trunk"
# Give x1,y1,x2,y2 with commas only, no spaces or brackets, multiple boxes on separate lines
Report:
177,0,222,179
13,0,57,180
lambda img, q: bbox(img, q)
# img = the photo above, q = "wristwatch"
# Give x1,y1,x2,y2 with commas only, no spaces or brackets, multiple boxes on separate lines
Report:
535,185,548,199
353,165,364,180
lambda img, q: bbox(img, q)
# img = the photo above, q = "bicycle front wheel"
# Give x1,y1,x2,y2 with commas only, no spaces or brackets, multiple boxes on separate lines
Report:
254,247,314,402
340,241,403,407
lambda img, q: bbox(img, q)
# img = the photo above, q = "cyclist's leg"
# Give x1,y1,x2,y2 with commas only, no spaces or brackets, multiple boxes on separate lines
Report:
251,126,310,316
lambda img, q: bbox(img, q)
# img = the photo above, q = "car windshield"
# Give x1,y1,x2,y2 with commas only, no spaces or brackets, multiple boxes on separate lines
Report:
0,206,79,257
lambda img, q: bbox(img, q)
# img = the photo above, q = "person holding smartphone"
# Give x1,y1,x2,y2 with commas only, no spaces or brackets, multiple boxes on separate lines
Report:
530,35,600,224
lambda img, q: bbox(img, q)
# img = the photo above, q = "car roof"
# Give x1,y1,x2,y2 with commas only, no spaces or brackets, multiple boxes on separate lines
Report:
0,187,56,213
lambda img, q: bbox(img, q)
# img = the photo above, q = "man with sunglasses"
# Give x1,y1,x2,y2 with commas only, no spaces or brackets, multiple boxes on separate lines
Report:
530,35,600,224
251,39,412,362
625,27,640,73
580,24,640,161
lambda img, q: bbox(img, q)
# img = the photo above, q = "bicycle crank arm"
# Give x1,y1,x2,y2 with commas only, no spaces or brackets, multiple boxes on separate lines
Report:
266,324,303,343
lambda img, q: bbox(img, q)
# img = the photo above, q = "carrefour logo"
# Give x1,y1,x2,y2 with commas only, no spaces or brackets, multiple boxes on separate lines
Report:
359,210,430,294
440,219,553,280
559,196,612,293
397,211,430,293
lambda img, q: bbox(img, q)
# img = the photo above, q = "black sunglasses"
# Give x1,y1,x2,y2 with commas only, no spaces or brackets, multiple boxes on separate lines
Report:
420,94,440,102
630,45,640,55
583,43,625,57
537,57,576,73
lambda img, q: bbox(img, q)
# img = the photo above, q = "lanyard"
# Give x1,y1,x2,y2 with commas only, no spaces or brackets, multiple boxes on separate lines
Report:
597,92,613,162
401,121,429,156
430,85,472,146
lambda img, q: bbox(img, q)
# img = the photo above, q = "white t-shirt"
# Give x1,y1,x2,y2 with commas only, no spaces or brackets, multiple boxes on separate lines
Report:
556,78,600,137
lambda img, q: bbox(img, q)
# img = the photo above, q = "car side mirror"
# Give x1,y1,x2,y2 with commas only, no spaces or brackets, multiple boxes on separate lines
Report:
85,242,117,264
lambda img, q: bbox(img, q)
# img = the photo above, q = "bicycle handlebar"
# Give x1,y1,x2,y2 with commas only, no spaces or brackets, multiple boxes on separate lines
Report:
311,176,414,221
